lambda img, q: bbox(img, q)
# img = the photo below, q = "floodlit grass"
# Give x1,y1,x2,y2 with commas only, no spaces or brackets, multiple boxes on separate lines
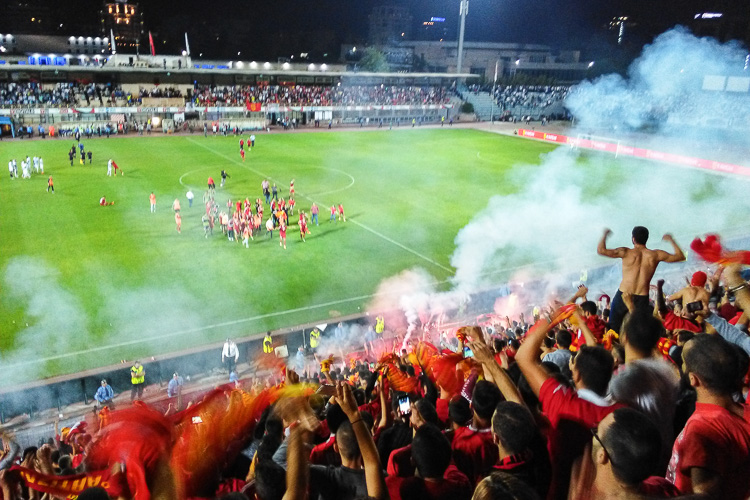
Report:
0,129,558,382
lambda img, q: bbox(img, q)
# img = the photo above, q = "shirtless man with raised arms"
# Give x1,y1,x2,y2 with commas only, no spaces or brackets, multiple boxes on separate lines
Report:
597,226,685,333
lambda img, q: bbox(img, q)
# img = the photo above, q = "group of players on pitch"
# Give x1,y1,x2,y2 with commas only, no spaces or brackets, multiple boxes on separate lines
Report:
171,138,347,249
194,178,345,249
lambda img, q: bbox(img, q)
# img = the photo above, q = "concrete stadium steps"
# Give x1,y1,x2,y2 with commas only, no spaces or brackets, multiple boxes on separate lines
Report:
502,100,567,120
462,91,497,120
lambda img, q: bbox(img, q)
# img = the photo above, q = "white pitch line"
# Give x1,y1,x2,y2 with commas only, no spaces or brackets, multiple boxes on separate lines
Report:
186,137,453,274
2,292,378,369
349,220,454,273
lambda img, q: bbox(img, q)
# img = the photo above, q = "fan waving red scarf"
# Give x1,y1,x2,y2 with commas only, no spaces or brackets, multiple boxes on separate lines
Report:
691,234,750,265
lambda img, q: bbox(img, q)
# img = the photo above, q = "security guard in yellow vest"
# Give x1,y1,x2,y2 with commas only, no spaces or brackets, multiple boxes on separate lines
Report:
375,315,385,335
309,328,321,351
263,332,273,354
130,360,145,401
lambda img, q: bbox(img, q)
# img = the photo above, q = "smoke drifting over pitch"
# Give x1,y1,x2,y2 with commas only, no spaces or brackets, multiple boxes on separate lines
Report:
369,27,750,326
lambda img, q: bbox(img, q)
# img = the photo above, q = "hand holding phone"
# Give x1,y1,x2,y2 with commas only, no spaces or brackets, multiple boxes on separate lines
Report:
398,396,410,416
686,301,703,313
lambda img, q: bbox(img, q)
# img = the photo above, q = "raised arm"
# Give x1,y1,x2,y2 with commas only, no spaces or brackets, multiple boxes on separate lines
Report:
655,234,686,263
567,285,588,305
515,320,553,396
597,229,627,259
666,287,685,303
655,280,669,317
470,341,524,406
336,382,387,500
572,311,598,347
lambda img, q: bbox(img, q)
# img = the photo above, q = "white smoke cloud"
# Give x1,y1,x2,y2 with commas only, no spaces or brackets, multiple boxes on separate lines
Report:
371,27,750,325
567,27,750,146
2,257,92,384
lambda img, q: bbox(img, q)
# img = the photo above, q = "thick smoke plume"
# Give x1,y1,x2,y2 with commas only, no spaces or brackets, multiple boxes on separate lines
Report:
370,27,750,324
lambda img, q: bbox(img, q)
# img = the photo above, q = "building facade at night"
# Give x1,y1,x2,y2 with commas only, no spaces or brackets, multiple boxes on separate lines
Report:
368,4,413,46
100,0,144,53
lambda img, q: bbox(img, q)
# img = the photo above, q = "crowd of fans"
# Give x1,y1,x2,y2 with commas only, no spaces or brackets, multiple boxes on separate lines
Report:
0,226,748,500
493,85,569,112
191,84,452,107
1,82,452,109
0,82,131,108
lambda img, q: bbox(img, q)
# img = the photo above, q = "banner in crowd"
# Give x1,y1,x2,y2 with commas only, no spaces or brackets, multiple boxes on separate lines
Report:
10,465,125,500
517,128,750,178
0,103,453,117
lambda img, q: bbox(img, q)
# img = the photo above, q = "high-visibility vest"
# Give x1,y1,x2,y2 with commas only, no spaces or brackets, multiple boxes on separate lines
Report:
263,335,273,354
131,365,145,385
375,316,385,334
309,329,320,348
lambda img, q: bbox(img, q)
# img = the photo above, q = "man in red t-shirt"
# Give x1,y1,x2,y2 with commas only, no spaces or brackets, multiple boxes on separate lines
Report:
451,380,501,485
387,424,471,500
338,203,346,222
516,318,623,499
666,334,750,499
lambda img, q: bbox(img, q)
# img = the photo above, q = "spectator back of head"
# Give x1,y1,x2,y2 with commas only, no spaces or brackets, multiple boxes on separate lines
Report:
472,380,503,421
254,459,286,500
622,310,665,355
600,408,661,485
574,346,614,396
335,420,361,461
472,471,540,500
555,330,572,350
491,402,537,457
449,394,472,427
684,334,743,395
412,423,452,479
77,487,110,500
632,226,649,245
414,398,439,427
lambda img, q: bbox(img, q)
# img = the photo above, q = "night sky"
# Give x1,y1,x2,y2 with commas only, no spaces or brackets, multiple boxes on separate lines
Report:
2,0,746,62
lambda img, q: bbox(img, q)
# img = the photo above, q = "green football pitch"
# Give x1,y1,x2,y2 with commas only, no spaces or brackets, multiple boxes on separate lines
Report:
0,128,733,385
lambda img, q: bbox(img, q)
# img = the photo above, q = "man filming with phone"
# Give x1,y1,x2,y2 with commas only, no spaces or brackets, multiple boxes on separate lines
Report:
667,271,711,319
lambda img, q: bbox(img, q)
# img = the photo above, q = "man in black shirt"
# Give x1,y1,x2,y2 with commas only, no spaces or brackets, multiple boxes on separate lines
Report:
310,420,369,500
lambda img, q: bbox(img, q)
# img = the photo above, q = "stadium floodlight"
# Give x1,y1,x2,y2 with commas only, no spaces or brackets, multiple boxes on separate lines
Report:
321,63,327,70
263,62,270,68
588,61,594,68
282,62,290,69
0,47,5,53
456,0,469,74
237,61,244,68
308,63,315,70
182,50,187,56
250,61,257,68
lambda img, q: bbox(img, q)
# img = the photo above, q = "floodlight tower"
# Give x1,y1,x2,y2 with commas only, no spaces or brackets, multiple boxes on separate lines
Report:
456,0,469,75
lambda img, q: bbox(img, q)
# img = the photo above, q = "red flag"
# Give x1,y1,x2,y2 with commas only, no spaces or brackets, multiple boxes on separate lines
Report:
690,234,750,266
149,31,156,56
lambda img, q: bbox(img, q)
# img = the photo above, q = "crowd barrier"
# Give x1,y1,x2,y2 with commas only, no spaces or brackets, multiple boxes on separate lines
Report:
517,128,750,178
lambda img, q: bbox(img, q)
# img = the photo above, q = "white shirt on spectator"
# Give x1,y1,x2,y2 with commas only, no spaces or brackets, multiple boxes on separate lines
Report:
222,341,239,360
